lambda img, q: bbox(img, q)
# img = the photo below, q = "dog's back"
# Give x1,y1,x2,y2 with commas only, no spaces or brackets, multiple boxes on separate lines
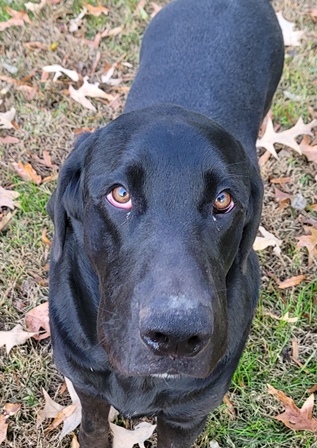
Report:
125,0,284,159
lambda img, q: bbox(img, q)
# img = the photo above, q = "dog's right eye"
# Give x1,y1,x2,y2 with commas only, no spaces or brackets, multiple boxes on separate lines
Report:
107,186,132,210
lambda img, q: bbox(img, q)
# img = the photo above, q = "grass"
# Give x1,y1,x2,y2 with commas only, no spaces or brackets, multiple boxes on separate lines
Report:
1,0,317,447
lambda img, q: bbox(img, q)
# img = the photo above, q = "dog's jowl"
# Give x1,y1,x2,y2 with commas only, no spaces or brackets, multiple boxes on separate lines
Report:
48,1,284,447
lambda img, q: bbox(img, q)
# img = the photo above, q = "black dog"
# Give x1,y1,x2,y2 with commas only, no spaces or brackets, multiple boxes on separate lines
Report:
48,1,284,447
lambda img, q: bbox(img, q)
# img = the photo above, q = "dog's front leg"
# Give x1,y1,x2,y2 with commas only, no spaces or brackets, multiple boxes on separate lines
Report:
75,388,111,448
156,415,208,448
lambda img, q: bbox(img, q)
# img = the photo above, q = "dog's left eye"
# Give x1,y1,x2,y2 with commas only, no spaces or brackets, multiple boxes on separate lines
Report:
107,186,132,210
213,191,234,213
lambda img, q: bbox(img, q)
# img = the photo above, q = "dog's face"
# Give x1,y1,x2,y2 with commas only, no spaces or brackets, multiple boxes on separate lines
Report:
49,105,262,378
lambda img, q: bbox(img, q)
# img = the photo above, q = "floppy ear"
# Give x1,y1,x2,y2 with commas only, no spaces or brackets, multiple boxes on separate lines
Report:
47,132,93,262
239,168,264,274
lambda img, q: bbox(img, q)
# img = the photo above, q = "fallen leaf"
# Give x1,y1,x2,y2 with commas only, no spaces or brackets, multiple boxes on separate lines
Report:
101,26,123,38
311,204,317,211
110,421,156,448
42,64,79,82
256,118,317,159
0,136,20,144
270,176,292,184
0,187,20,210
69,76,115,111
278,275,306,289
276,11,305,46
0,415,8,444
311,8,317,23
151,2,162,18
42,228,51,246
71,434,80,448
16,84,38,101
253,226,282,256
25,302,50,340
83,2,108,16
263,311,298,323
3,403,21,417
59,378,82,440
0,212,14,232
268,384,317,431
69,7,87,33
12,162,42,184
25,0,47,13
296,226,317,266
37,388,64,427
300,135,317,164
274,187,292,210
45,404,77,433
223,393,236,417
0,324,38,354
291,193,307,211
24,41,48,51
0,403,21,444
308,385,317,394
0,7,31,31
0,108,16,129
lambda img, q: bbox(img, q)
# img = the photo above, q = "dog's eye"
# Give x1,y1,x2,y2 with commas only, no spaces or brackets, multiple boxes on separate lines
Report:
107,186,132,210
213,191,234,213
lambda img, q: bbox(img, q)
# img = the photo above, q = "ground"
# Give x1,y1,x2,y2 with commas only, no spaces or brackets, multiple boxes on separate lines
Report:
0,0,316,447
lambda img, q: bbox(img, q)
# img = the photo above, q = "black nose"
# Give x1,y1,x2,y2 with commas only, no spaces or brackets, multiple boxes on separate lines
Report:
140,310,211,357
141,330,209,357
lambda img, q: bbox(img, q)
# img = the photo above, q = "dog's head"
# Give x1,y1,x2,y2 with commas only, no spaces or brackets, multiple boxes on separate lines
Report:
48,104,263,378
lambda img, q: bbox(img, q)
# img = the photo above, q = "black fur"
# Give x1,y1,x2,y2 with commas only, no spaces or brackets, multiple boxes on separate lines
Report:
48,1,284,447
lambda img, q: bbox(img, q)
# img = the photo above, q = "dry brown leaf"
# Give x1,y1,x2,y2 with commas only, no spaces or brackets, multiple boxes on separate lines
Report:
69,76,115,111
308,385,317,394
270,176,292,184
0,212,14,232
25,0,47,13
0,324,38,354
0,108,16,129
101,26,123,38
278,274,306,289
12,162,42,184
83,2,108,16
268,384,317,432
223,393,236,418
312,8,317,22
253,226,282,256
23,41,48,51
0,187,20,210
256,118,317,159
16,84,38,101
25,302,50,341
42,64,79,82
0,415,8,445
45,404,77,433
42,228,51,246
151,2,162,18
263,311,298,323
37,388,64,427
0,136,20,144
311,204,317,211
300,135,317,164
110,421,156,448
0,7,31,31
276,11,305,46
59,378,82,440
0,403,21,444
71,434,80,448
296,226,317,266
274,187,292,210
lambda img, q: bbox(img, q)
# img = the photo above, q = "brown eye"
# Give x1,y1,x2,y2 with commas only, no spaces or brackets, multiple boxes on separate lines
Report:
213,191,234,213
112,186,130,203
107,186,132,210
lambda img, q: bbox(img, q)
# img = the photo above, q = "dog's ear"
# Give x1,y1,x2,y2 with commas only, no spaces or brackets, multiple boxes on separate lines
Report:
239,169,264,273
47,132,93,262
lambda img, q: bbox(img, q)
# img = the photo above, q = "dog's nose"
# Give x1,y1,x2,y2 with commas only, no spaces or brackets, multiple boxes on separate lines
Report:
140,310,211,357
